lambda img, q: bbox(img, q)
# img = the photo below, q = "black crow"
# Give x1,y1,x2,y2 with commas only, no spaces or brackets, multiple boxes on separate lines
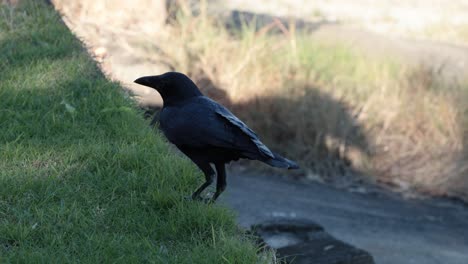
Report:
134,72,299,202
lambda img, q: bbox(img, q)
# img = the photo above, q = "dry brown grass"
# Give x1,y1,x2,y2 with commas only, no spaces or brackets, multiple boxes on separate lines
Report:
52,0,468,201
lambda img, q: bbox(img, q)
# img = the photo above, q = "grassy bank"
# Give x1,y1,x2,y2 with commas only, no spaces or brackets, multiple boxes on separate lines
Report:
0,1,263,262
156,3,468,200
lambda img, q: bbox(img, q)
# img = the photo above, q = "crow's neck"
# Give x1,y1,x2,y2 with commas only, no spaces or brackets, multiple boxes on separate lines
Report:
160,84,203,107
162,93,202,107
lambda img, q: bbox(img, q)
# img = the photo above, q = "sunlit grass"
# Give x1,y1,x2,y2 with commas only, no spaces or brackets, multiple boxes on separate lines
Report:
0,1,264,262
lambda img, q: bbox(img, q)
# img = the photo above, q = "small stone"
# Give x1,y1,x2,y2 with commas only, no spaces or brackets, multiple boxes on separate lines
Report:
94,47,107,60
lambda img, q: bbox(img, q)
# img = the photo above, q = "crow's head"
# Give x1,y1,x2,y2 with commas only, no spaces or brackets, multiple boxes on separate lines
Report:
134,72,202,105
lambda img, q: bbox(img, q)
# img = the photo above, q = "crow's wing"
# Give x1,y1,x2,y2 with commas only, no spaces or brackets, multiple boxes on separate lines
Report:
213,105,275,159
160,96,274,159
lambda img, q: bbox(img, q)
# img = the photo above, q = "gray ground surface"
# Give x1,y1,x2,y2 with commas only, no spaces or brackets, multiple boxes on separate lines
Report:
221,173,468,264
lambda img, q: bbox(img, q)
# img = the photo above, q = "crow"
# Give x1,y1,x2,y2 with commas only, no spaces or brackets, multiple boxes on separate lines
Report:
134,72,299,202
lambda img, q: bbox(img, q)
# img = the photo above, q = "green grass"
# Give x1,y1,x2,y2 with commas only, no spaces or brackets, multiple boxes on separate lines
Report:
0,1,263,263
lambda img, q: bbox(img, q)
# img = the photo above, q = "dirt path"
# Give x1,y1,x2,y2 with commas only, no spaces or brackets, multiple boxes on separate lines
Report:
222,0,468,47
307,24,468,82
221,173,468,264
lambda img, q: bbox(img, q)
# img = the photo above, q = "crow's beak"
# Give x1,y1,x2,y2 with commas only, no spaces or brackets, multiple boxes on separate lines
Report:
134,76,151,86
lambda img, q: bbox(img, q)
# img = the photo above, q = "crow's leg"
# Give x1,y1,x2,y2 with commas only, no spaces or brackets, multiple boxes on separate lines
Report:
211,163,227,202
191,162,215,200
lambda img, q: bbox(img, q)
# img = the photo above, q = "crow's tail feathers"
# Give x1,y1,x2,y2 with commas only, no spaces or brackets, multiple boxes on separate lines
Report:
264,152,300,170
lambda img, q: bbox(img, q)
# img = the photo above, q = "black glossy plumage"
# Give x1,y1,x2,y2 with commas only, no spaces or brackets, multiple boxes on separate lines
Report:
135,72,299,202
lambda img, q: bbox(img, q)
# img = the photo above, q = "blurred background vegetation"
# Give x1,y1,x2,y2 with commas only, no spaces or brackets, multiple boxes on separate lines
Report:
48,0,468,202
